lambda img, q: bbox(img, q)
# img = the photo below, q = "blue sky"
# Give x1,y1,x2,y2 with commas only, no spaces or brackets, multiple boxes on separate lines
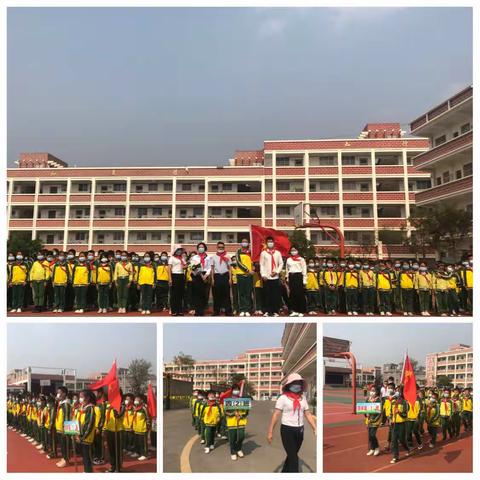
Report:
323,323,473,366
163,322,285,362
7,323,157,376
7,7,472,167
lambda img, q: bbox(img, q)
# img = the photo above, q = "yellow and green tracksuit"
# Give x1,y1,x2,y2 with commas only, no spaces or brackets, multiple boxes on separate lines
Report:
132,405,150,457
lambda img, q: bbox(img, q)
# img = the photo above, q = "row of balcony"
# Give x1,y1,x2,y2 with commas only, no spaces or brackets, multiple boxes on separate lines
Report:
414,175,472,206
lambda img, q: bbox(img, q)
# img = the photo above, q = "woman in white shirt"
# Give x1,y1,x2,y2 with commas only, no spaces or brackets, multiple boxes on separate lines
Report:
259,236,284,316
285,246,307,317
168,246,187,316
189,242,212,316
267,373,316,473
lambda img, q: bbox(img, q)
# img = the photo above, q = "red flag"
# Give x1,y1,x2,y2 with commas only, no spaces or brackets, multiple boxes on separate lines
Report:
147,383,157,419
87,360,117,390
250,225,291,262
401,354,417,408
108,378,122,413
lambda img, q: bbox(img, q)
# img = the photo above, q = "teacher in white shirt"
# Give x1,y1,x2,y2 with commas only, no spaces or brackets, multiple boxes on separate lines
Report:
259,236,284,316
285,245,307,317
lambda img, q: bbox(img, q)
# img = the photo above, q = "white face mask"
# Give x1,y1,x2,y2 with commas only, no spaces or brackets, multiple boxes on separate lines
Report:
16,255,23,261
79,397,85,404
291,250,298,256
198,247,205,254
56,393,62,400
87,255,94,261
267,242,274,249
134,400,140,406
121,255,128,261
125,399,130,405
241,242,249,248
232,390,240,396
369,391,376,397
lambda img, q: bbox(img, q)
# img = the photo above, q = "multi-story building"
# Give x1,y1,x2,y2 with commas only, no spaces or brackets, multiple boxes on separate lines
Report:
7,121,433,258
410,86,473,256
164,347,283,400
425,343,473,388
323,336,352,386
382,362,403,386
356,365,382,386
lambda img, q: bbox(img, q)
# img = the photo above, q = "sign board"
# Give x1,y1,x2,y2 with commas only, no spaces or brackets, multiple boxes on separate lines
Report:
63,420,80,436
40,380,51,387
356,402,381,415
223,397,252,411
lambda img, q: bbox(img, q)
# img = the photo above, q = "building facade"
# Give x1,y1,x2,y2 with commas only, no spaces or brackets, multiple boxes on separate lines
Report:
425,343,473,388
356,366,382,386
164,347,283,400
7,122,433,258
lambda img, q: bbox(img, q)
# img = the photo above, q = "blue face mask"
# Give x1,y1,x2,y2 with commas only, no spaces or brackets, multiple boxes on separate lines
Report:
289,384,302,394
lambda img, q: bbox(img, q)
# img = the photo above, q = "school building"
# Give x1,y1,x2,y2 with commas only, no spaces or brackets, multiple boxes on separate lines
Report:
8,119,436,259
425,343,473,388
323,336,352,386
356,366,382,386
164,347,284,400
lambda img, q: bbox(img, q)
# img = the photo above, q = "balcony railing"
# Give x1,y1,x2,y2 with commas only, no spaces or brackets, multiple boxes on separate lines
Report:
414,176,472,205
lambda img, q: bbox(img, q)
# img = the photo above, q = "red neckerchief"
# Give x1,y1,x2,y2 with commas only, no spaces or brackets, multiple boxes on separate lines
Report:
289,255,301,262
132,404,144,423
206,399,216,416
348,270,358,280
216,252,228,264
267,249,277,271
366,271,373,282
406,272,414,281
88,260,96,270
328,270,335,284
241,248,250,255
16,262,27,272
100,264,110,273
174,255,186,267
284,391,301,415
199,253,207,268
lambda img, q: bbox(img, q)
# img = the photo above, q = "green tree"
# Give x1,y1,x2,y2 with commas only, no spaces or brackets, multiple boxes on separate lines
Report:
127,358,152,395
436,375,453,389
288,230,316,259
230,372,256,397
8,232,44,258
173,351,195,367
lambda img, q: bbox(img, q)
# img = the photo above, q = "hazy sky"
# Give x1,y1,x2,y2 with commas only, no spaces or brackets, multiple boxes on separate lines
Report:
163,322,285,362
7,7,472,167
323,323,473,367
7,323,157,376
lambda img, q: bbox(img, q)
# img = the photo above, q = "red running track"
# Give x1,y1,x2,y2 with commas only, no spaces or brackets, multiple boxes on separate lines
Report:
7,429,157,473
323,400,473,472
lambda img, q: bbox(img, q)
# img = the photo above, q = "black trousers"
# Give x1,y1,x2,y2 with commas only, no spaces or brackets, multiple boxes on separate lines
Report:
280,424,304,473
368,426,379,450
264,279,282,314
288,273,306,313
170,274,185,315
81,442,93,473
212,273,232,314
192,275,209,316
105,430,122,472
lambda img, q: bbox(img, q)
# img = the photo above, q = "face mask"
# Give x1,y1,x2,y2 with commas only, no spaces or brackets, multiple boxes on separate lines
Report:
443,393,449,398
430,398,436,404
197,396,204,400
394,263,401,268
469,260,473,266
462,261,469,267
134,400,140,406
339,262,346,268
58,256,65,262
37,255,44,261
393,392,400,398
308,263,315,269
387,390,393,396
232,390,240,396
125,399,130,405
16,255,23,260
363,265,369,270
56,393,62,400
348,264,354,269
87,255,94,261
79,257,85,262
47,256,53,262
154,256,160,262
144,257,151,263
101,258,108,263
267,242,274,249
132,256,139,262
198,247,205,254
208,396,215,401
217,248,225,253
289,384,302,394
402,265,409,270
241,242,249,248
327,263,333,268
161,256,167,261
73,398,78,403
355,264,361,269
115,254,121,260
291,250,298,256
447,267,453,272
8,256,14,261
36,401,41,406
369,391,376,397
67,254,74,260
79,397,85,404
412,264,419,270
419,266,427,272
121,255,128,261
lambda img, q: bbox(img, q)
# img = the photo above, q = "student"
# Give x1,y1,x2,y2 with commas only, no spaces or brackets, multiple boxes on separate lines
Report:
305,259,320,315
128,253,141,312
459,256,473,314
75,390,96,473
200,390,221,454
406,389,423,450
381,383,395,451
376,262,393,316
66,250,77,311
8,252,28,313
103,397,125,472
211,242,233,316
285,246,307,317
168,246,187,316
155,252,170,311
267,373,316,473
41,396,55,455
190,390,199,428
96,256,113,313
389,388,410,464
451,387,462,438
364,386,381,456
190,242,212,316
224,384,249,461
72,253,90,313
49,386,71,468
92,389,106,465
446,264,461,316
461,387,472,432
434,263,450,316
415,262,433,316
399,263,415,316
132,394,150,461
252,263,264,315
360,262,376,316
194,391,207,440
260,237,284,316
236,238,254,316
51,253,69,313
86,251,98,311
344,260,360,316
29,251,49,312
426,392,441,447
439,388,453,441
137,253,156,314
322,260,338,315
113,251,133,314
123,394,135,456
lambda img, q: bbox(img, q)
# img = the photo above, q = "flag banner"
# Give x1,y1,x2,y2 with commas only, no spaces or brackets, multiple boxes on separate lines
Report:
250,225,291,261
223,397,252,411
356,402,381,414
147,383,157,419
63,420,80,436
108,377,122,413
87,360,117,390
401,354,417,409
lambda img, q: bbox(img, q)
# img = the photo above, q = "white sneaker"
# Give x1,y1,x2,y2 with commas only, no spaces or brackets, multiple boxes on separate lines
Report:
130,452,139,458
347,311,352,316
53,309,58,313
146,310,151,315
98,309,102,313
298,313,304,317
273,313,279,317
390,458,397,464
118,308,122,313
408,312,413,316
263,313,269,317
425,311,431,316
403,312,408,316
245,312,251,317
380,311,385,316
231,454,238,461
10,309,16,313
17,308,22,313
237,450,244,458
103,308,107,313
240,312,245,317
209,445,214,450
289,312,297,317
374,448,380,456
366,449,374,456
386,312,392,316
204,447,210,454
141,310,146,315
200,439,205,444
353,311,358,316
138,456,147,461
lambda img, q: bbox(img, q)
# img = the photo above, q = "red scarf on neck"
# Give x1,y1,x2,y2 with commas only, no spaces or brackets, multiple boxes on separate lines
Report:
216,251,228,264
199,253,207,268
284,391,302,415
206,399,216,415
289,255,301,262
174,255,186,267
267,249,276,271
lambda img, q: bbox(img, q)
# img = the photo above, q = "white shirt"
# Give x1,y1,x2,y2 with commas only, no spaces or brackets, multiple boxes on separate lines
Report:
210,253,231,275
168,256,185,275
286,257,307,284
260,249,284,279
275,393,309,427
189,254,212,275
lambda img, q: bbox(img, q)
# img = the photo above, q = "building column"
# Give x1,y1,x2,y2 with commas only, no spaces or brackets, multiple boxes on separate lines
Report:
304,151,311,240
272,152,277,229
371,150,379,254
171,177,177,251
204,179,208,244
7,180,13,239
261,176,266,228
88,179,96,251
64,178,72,251
337,151,344,235
402,149,412,238
125,177,131,250
32,178,40,241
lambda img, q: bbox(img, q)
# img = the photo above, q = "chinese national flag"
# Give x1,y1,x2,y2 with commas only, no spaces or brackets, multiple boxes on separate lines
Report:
108,377,122,413
87,360,117,390
401,354,417,408
250,225,291,262
147,383,157,419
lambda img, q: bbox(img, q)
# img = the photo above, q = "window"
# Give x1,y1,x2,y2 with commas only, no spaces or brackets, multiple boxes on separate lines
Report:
199,184,205,192
463,163,472,176
361,208,371,217
113,232,123,241
342,156,355,165
50,186,58,194
460,122,471,134
136,232,147,241
456,170,462,180
193,207,203,217
453,131,459,138
75,209,84,219
226,234,234,242
152,207,162,216
46,234,55,244
309,183,316,192
276,157,290,166
48,210,57,219
114,207,125,216
211,184,219,192
442,171,451,183
75,232,86,241
318,155,335,165
276,182,289,191
98,209,106,218
360,183,370,192
225,209,233,218
416,180,431,190
137,207,148,218
178,234,185,243
100,185,109,192
359,157,369,165
211,232,221,241
182,183,192,191
222,183,232,191
435,135,446,146
77,183,89,192
343,181,356,191
436,177,442,186
151,232,162,240
320,182,336,192
148,183,158,191
211,207,222,216
164,183,172,192
277,206,291,216
113,183,126,192
191,232,203,241
135,185,144,192
179,209,187,218
321,206,336,216
344,207,355,216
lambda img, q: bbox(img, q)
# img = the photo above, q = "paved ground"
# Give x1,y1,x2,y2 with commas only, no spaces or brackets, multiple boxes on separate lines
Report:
7,428,157,473
164,400,316,473
323,388,473,473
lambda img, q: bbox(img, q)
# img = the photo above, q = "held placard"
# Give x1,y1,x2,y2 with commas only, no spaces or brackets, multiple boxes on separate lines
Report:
63,420,80,436
356,402,381,415
223,397,252,411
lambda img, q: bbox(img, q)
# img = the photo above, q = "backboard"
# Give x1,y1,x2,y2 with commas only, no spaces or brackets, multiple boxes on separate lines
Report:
294,202,304,227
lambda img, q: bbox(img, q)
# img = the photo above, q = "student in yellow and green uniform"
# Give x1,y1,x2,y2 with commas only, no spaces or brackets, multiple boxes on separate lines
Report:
434,263,450,316
415,263,433,316
86,250,98,311
7,252,16,310
360,263,376,316
364,386,381,456
42,396,55,456
236,238,254,315
51,253,70,313
322,260,338,315
8,252,28,312
28,251,48,312
200,390,222,454
389,388,411,464
74,390,96,473
446,264,461,316
96,256,113,313
66,250,77,311
439,388,453,441
376,262,393,316
305,259,320,315
343,261,360,316
48,386,72,468
123,394,135,455
426,392,440,447
399,263,415,316
114,251,133,314
461,387,472,432
190,390,199,427
406,390,423,450
137,253,156,314
103,399,125,472
132,394,150,460
155,252,171,311
72,253,90,313
253,262,264,315
459,256,473,313
194,391,207,438
451,387,463,438
230,256,242,315
224,384,249,461
417,389,426,435
93,389,107,465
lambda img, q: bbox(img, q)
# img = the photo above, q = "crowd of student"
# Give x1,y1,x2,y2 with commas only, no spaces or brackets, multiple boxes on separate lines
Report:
189,373,316,473
7,238,473,316
7,386,156,473
363,379,473,464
